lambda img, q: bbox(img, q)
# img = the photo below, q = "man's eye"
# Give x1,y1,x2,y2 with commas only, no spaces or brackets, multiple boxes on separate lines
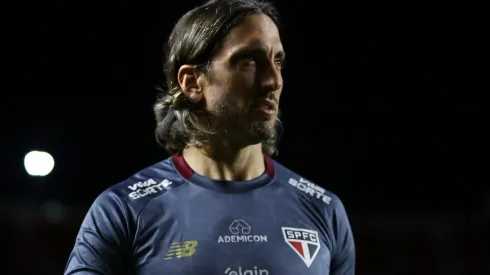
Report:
275,59,285,69
237,56,256,68
244,55,256,62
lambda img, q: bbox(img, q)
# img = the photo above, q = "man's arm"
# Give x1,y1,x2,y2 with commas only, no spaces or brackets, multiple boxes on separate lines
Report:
65,192,131,275
330,198,356,275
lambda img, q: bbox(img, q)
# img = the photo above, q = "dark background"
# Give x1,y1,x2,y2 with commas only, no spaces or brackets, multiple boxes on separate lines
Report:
1,0,488,274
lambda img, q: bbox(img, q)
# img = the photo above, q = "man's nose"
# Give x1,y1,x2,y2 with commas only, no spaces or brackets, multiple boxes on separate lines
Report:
260,61,282,92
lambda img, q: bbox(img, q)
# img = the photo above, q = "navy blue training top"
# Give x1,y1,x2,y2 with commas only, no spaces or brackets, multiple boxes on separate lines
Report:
65,154,355,274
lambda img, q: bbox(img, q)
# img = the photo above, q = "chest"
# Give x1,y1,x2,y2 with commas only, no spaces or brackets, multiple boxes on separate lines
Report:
133,194,333,274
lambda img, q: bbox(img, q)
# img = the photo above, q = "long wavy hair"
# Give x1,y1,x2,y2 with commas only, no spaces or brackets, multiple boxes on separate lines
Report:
153,0,284,156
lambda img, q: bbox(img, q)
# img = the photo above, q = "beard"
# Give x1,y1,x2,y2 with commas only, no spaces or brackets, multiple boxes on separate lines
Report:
211,91,278,145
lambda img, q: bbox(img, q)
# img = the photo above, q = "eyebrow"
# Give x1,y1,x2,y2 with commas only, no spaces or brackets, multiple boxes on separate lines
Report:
230,44,286,59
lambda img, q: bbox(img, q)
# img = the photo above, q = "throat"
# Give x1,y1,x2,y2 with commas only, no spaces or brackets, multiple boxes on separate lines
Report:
182,144,266,181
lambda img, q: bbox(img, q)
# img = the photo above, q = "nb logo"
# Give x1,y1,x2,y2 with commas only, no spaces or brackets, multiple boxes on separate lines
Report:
164,240,198,260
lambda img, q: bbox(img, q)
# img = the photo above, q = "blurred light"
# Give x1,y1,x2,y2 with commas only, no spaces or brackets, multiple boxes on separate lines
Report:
24,150,55,176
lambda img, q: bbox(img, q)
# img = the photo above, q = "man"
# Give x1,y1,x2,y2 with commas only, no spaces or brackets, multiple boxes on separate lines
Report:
65,0,355,274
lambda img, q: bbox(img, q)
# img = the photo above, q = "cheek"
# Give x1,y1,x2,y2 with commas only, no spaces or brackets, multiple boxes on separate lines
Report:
232,71,256,89
202,87,223,112
205,74,256,111
226,80,254,104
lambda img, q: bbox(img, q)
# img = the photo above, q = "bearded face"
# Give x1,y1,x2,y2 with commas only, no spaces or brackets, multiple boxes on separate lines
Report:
197,13,284,146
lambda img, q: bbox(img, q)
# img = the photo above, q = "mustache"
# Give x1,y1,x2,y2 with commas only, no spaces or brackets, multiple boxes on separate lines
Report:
265,92,278,103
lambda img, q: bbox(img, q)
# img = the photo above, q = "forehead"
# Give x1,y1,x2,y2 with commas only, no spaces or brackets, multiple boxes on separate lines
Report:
215,13,283,59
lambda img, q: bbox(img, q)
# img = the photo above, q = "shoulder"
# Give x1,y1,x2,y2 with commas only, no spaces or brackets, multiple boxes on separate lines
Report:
90,156,187,216
71,156,189,249
272,159,345,211
271,159,353,251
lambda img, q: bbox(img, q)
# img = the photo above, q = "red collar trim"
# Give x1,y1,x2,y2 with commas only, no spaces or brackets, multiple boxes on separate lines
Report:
172,153,275,180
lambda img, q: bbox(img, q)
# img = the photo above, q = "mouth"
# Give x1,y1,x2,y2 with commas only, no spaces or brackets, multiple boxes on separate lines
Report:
253,99,276,116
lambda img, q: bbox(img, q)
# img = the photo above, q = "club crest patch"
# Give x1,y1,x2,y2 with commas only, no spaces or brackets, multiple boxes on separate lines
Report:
282,227,320,267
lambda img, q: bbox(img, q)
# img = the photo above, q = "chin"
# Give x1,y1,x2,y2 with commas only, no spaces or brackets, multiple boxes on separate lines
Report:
249,120,276,142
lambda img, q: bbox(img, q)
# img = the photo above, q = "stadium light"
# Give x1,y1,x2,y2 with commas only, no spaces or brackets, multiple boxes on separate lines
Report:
24,150,55,176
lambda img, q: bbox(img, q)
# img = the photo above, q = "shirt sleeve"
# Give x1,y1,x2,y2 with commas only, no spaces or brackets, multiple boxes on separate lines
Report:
330,197,356,275
64,191,132,275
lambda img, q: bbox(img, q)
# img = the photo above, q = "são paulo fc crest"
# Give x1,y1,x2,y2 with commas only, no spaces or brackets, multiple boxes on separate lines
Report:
282,227,320,268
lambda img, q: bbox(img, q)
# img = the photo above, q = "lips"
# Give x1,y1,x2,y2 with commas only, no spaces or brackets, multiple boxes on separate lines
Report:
252,99,276,118
254,99,276,111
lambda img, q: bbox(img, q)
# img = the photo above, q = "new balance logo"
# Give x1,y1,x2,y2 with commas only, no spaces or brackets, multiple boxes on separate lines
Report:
164,240,198,260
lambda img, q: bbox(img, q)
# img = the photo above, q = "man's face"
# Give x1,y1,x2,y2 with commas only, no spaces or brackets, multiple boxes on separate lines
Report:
201,13,285,144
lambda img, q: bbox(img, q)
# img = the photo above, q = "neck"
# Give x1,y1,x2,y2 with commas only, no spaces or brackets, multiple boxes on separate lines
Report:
182,141,265,181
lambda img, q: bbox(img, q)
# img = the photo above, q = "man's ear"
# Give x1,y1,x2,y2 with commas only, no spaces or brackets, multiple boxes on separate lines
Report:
177,65,204,102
